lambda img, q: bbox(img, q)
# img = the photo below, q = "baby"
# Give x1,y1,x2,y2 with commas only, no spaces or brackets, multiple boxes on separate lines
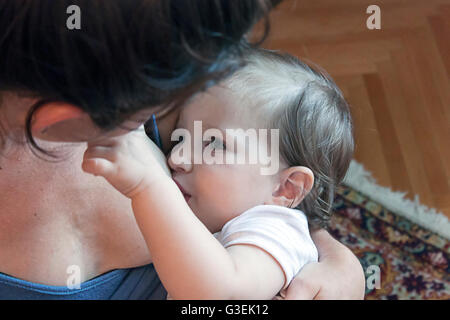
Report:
82,48,354,299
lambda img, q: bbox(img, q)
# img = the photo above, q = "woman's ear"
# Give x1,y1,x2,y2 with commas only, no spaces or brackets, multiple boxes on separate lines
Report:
271,166,314,208
31,102,101,142
32,102,84,132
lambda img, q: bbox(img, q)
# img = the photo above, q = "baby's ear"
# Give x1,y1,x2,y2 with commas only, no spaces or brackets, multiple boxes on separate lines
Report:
271,166,314,208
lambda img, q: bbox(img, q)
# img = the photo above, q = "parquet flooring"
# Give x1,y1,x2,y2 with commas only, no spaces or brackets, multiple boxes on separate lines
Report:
258,0,450,218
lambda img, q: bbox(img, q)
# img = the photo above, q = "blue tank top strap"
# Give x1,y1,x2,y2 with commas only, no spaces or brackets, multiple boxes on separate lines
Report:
0,264,166,300
109,263,166,300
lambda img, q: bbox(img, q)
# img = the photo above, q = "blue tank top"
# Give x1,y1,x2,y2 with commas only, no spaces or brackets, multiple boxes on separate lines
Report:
0,264,166,299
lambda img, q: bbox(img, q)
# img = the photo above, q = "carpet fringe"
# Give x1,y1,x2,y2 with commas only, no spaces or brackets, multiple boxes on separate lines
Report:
342,160,450,240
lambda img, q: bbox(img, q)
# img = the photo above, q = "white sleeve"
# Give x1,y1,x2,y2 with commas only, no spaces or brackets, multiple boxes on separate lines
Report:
215,205,318,289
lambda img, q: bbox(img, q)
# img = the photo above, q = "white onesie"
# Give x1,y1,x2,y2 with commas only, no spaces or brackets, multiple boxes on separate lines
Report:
214,204,319,290
166,204,318,299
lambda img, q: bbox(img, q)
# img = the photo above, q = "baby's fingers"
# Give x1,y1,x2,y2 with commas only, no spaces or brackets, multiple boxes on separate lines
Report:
82,158,116,178
84,145,116,161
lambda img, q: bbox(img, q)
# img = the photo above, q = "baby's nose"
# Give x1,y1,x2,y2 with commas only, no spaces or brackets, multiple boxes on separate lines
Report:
167,146,193,173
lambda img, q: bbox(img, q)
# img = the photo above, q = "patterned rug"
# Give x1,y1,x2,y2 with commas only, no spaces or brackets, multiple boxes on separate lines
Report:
330,185,450,300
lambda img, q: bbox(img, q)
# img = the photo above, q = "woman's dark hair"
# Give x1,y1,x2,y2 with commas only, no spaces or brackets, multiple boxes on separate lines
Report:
225,48,354,229
0,0,281,154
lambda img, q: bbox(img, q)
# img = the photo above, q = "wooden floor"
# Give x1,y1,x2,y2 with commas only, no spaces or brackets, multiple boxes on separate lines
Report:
259,0,450,218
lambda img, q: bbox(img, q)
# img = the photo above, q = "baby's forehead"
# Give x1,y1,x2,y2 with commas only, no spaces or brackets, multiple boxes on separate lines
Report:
178,86,268,130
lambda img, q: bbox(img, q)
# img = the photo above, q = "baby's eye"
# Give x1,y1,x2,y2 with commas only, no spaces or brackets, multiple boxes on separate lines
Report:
206,136,226,150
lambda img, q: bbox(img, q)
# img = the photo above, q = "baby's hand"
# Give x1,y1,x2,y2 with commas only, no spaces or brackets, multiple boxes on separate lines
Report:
82,125,172,198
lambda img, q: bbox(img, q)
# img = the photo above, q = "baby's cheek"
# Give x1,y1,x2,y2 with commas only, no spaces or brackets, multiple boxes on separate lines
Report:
195,165,268,226
220,169,261,208
200,175,235,207
196,167,240,207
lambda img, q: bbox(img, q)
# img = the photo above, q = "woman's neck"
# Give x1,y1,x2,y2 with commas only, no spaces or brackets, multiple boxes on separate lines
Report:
0,143,151,285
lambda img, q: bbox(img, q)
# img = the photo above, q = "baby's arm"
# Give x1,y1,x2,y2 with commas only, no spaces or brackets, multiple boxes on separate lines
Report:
82,128,284,299
131,177,285,299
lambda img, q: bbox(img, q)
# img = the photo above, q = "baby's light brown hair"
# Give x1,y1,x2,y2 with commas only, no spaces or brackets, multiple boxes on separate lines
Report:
224,48,354,229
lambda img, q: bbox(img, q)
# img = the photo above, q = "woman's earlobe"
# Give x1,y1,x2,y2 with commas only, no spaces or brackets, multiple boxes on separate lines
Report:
30,102,103,142
31,102,84,133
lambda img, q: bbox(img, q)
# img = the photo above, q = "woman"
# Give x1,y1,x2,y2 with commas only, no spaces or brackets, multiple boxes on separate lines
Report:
0,0,364,299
